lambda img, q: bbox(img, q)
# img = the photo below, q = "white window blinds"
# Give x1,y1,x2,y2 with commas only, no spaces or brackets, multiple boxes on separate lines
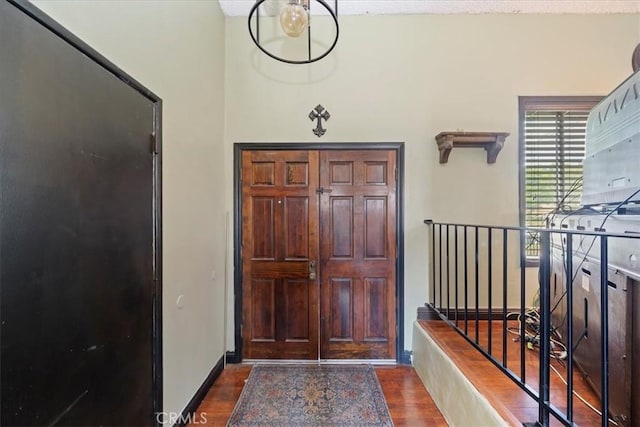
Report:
519,97,601,258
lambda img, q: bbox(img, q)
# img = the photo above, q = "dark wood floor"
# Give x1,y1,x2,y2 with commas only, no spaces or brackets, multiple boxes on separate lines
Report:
191,364,448,426
420,319,608,426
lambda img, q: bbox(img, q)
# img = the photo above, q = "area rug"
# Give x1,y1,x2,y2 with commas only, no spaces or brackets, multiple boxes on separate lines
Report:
226,364,393,426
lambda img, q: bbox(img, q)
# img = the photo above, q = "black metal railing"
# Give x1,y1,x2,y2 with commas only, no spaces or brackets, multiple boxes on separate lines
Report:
424,220,640,427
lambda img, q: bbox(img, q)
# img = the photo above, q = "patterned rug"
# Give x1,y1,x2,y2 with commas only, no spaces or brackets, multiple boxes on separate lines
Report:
226,364,394,426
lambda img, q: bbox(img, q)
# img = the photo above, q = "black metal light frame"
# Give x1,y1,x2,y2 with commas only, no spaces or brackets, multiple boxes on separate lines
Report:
248,0,339,64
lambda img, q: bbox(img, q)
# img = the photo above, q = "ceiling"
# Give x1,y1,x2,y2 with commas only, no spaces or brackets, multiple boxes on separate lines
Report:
218,0,640,16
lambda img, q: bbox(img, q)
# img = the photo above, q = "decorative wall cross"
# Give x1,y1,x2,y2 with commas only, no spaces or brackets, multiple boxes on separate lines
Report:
309,104,330,137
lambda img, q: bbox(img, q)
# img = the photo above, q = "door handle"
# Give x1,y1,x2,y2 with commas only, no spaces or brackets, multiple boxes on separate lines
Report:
309,260,317,280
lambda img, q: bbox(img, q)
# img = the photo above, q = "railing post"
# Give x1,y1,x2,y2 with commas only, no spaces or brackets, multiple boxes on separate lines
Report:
539,230,552,426
565,234,574,423
502,229,508,368
600,235,609,427
455,226,459,325
446,224,451,319
464,226,469,334
475,226,480,344
520,228,526,383
439,224,443,312
488,227,493,355
431,222,436,307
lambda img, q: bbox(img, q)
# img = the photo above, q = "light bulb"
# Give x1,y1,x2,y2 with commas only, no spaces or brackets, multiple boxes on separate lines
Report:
280,2,308,38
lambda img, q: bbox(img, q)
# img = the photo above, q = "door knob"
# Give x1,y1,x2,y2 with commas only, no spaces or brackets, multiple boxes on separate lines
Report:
309,260,317,280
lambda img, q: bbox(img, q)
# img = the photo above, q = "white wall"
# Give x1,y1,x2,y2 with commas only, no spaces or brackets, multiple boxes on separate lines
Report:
33,0,228,418
225,13,639,350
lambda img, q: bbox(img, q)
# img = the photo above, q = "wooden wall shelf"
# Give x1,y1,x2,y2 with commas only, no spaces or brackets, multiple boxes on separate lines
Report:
435,131,509,164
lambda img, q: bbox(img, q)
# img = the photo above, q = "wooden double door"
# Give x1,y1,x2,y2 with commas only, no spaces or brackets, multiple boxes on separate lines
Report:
241,149,397,360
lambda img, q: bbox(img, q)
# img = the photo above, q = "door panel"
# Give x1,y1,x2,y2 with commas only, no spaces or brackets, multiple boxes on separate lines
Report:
284,197,310,258
330,278,354,340
330,197,355,257
320,150,397,359
242,151,319,359
251,197,276,258
365,197,388,258
364,278,388,340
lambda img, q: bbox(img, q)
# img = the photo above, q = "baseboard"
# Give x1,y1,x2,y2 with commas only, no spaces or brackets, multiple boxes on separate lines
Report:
176,355,225,427
399,350,412,365
421,303,519,321
417,304,442,321
225,350,240,364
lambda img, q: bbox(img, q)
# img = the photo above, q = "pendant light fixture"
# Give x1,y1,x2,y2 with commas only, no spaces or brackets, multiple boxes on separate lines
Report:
248,0,339,64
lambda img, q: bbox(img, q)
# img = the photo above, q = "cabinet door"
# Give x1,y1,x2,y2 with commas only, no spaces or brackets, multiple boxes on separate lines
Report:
0,2,159,425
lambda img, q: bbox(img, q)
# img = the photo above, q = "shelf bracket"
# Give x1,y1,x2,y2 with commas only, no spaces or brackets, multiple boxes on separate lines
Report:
435,131,509,164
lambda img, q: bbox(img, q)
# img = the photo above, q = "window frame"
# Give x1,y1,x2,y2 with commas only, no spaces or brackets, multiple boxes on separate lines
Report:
518,96,603,266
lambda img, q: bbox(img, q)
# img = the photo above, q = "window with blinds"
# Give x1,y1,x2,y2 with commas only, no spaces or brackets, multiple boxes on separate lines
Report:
519,97,601,259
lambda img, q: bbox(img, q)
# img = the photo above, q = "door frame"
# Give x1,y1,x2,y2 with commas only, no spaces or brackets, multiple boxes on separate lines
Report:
231,142,407,364
8,0,164,420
